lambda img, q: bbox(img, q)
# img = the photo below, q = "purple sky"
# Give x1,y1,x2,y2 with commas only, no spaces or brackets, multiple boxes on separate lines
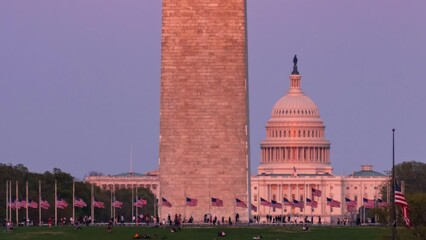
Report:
1,1,425,180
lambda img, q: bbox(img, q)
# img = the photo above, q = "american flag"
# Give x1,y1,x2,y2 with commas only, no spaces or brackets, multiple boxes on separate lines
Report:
251,204,257,212
28,199,38,209
133,198,146,208
326,197,340,208
211,197,223,207
161,197,172,208
56,198,68,209
283,198,293,206
21,199,27,208
345,197,357,207
377,198,388,208
363,198,375,209
112,200,123,208
235,198,247,208
186,197,198,207
40,199,50,210
306,198,318,208
292,199,304,209
260,197,271,207
312,188,322,197
345,197,356,212
93,199,105,209
74,197,87,208
14,199,22,209
395,181,411,228
271,200,282,209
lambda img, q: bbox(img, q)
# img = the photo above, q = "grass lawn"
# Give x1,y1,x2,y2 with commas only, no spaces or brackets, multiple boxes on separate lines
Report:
0,225,416,240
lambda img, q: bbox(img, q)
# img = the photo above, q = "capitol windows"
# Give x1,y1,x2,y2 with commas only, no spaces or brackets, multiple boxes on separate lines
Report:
284,131,286,137
354,186,358,190
254,195,257,201
354,196,358,201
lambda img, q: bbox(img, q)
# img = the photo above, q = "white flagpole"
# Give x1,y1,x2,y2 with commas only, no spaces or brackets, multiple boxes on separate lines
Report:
91,184,94,224
131,186,134,224
110,186,113,220
15,181,18,226
113,186,116,220
9,181,12,222
55,180,57,226
72,181,75,225
135,187,138,226
208,180,211,219
26,181,28,226
38,180,41,226
5,180,8,222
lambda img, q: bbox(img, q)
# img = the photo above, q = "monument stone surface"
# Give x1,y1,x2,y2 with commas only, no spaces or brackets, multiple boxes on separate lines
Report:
159,0,250,221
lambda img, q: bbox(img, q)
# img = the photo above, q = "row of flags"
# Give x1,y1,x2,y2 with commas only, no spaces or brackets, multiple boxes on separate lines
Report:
9,199,38,209
258,196,389,210
8,197,117,210
161,197,257,211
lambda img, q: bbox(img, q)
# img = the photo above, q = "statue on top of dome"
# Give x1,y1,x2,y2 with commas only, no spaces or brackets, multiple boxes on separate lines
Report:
292,54,299,75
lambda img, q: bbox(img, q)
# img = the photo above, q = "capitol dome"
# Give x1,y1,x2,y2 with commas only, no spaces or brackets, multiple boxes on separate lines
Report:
258,56,332,175
271,94,320,119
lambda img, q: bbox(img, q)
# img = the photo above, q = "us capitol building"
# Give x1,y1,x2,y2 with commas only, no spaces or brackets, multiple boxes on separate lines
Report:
86,57,387,223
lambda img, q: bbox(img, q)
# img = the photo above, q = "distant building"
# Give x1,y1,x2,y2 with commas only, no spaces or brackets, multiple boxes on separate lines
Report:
86,170,159,198
250,58,387,223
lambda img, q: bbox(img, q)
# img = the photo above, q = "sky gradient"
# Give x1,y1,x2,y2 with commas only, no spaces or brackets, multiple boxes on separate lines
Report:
1,1,425,179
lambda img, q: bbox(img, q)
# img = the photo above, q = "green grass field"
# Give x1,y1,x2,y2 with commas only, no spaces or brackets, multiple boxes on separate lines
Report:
0,225,416,240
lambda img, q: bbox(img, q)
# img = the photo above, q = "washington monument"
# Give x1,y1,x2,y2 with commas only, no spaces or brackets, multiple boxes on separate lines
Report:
159,0,250,221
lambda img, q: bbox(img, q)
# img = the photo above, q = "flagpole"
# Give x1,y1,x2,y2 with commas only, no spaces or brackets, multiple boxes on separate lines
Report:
110,186,113,220
55,179,57,226
72,180,75,225
26,181,28,226
15,180,18,226
91,184,94,224
392,129,396,240
9,180,12,222
113,186,116,221
131,186,134,224
38,180,41,226
184,182,187,220
5,180,8,222
208,179,211,220
135,187,139,226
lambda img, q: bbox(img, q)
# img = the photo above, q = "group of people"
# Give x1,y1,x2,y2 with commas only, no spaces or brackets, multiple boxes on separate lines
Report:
2,220,14,231
252,214,322,225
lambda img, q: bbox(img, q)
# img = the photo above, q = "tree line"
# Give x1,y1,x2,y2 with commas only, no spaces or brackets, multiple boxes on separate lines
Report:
0,163,155,223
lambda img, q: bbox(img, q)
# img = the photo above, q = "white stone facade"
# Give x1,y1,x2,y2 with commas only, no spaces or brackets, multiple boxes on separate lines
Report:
250,61,388,223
